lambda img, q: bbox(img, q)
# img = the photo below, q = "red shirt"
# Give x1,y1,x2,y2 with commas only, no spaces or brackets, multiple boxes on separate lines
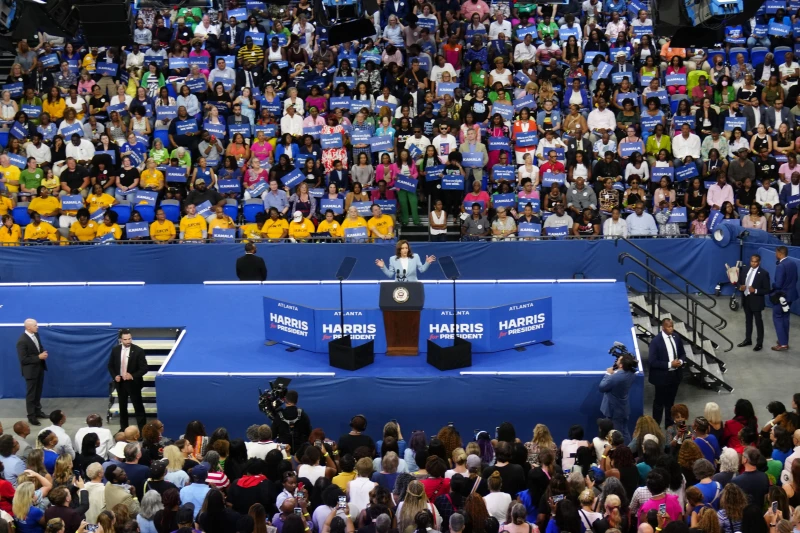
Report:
540,161,565,175
421,477,450,500
0,479,15,513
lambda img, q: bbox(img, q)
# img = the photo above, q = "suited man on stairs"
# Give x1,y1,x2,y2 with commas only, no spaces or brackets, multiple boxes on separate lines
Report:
737,254,771,351
16,318,48,425
108,329,149,430
648,318,686,427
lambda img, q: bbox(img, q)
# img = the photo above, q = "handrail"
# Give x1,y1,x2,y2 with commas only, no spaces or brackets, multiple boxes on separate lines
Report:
620,253,727,330
625,271,734,353
616,237,717,309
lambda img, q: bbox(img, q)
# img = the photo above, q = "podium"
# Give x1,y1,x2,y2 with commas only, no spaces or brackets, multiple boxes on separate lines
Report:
379,282,424,355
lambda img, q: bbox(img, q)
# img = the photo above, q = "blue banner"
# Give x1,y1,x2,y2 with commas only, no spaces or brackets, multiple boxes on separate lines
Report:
787,195,800,209
309,187,324,198
675,164,698,182
61,194,83,210
8,153,26,169
518,199,540,212
62,122,84,138
263,297,317,349
462,153,484,168
408,144,423,160
255,124,277,138
248,181,268,198
195,200,213,219
320,133,343,149
632,25,653,37
594,61,613,80
724,116,747,131
395,175,417,193
420,308,492,352
369,136,393,152
314,308,386,353
90,209,106,222
212,228,236,241
268,33,288,46
542,172,566,186
515,131,538,147
228,124,251,138
493,103,514,121
619,141,644,158
651,166,674,182
176,119,199,135
244,31,265,46
320,198,344,215
516,25,537,39
157,106,178,120
666,73,687,86
374,100,397,114
545,225,569,238
437,82,458,96
424,165,445,181
9,121,28,139
441,174,464,190
40,54,59,68
330,97,351,110
107,103,127,116
518,222,542,237
135,190,158,206
185,77,207,94
97,233,116,244
166,167,188,182
584,51,604,65
493,193,516,208
96,62,118,77
204,122,226,138
514,71,530,86
228,7,248,19
22,104,42,119
375,199,397,215
169,57,189,69
351,201,372,217
188,57,210,70
667,207,687,223
303,125,322,139
769,23,791,36
753,24,768,37
333,77,356,90
3,82,23,98
490,297,553,350
514,95,537,112
218,179,241,193
612,72,634,86
125,221,150,237
282,169,305,189
344,226,368,242
673,116,695,129
492,165,515,181
640,115,662,132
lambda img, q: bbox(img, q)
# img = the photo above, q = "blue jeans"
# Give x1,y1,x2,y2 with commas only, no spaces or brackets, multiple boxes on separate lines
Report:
746,36,771,48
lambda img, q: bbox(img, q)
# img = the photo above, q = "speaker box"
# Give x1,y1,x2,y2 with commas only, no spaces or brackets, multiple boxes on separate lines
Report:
327,19,375,46
329,336,375,371
427,337,472,371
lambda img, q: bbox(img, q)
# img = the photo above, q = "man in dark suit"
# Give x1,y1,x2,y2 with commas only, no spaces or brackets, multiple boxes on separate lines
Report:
772,246,799,351
107,329,148,430
737,254,771,351
16,319,47,425
648,318,686,427
599,353,638,442
236,243,268,281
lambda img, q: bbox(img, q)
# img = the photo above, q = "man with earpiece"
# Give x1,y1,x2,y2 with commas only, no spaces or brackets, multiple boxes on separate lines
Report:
337,414,376,458
271,390,312,453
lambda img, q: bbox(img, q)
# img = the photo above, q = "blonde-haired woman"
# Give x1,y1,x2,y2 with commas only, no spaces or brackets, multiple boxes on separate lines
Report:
704,402,725,443
163,445,189,488
96,510,115,533
13,481,45,532
445,448,468,479
524,424,558,466
397,480,440,533
52,455,75,489
26,450,52,484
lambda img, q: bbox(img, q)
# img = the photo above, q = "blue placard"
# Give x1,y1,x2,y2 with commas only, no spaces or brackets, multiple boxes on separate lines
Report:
462,153,484,168
330,97,351,110
416,17,436,31
767,0,786,11
441,174,464,190
166,167,188,182
787,195,800,209
651,166,674,182
351,201,372,217
107,103,127,116
493,193,516,208
96,232,116,244
263,297,317,350
349,131,371,145
7,153,25,169
513,71,529,87
493,165,515,181
333,77,356,90
218,179,241,193
493,103,514,121
66,59,79,72
282,169,305,189
518,199,540,212
619,141,644,157
514,95,537,112
3,82,23,98
769,23,791,36
667,207,687,223
437,82,458,97
157,106,177,120
488,136,511,151
408,144,423,160
228,7,248,20
212,228,236,241
320,133,343,149
169,57,189,69
584,51,603,65
594,62,613,80
244,31,265,46
268,33,288,47
254,124,277,138
40,54,59,68
195,200,213,219
395,175,417,193
465,27,487,40
632,25,653,37
375,199,397,215
725,26,746,44
90,209,106,223
542,172,566,186
424,165,445,181
647,90,669,105
176,119,198,135
216,55,236,68
369,136,393,153
320,198,344,215
309,187,325,199
344,226,368,242
135,190,158,206
96,150,116,165
185,77,207,94
753,24,768,37
559,27,579,40
490,297,552,349
9,122,27,139
374,100,397,115
463,200,485,212
612,72,634,85
724,116,747,131
545,225,569,238
303,126,322,139
61,122,83,138
515,131,538,147
228,124,251,138
640,115,662,132
518,222,542,237
204,122,226,138
61,194,83,210
96,62,118,77
675,164,699,182
247,181,267,198
666,73,687,86
516,25,537,39
673,116,695,129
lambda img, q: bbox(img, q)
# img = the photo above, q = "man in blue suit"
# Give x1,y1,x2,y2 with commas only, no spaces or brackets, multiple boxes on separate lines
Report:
737,254,771,351
772,246,798,351
778,172,800,225
599,353,638,442
648,318,685,427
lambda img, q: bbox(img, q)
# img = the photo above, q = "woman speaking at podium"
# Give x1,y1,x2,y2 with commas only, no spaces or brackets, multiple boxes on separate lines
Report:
375,239,436,281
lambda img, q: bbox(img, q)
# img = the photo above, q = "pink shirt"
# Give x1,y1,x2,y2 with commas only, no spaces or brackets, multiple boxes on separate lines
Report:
243,168,269,188
461,0,490,19
251,141,273,162
638,495,682,525
707,183,734,208
519,190,540,200
464,191,491,209
742,215,767,230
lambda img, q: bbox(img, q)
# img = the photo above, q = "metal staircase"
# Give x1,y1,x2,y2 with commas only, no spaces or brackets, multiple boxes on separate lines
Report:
107,328,181,424
618,238,735,393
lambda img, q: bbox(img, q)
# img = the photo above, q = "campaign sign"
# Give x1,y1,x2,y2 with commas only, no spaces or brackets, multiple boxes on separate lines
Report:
185,77,207,93
493,193,516,208
333,77,356,91
724,116,747,131
7,153,26,169
9,122,28,139
125,221,150,238
96,233,116,244
320,133,343,149
542,172,566,187
514,95,537,112
212,228,236,241
263,297,316,350
651,166,674,182
40,54,59,68
407,144,423,160
320,198,344,215
135,190,158,206
545,225,569,239
194,200,212,219
518,222,542,237
228,124,251,138
90,209,106,222
375,199,397,215
594,61,613,80
560,27,579,39
350,131,371,145
632,25,653,37
395,175,417,193
515,131,538,147
424,165,445,181
706,209,723,231
514,71,529,86
3,82,23,98
282,169,305,189
244,31,266,46
675,164,698,182
465,26,487,40
313,308,386,353
176,119,198,135
612,73,633,86
344,226,368,243
369,136,393,153
157,106,178,120
268,33,288,46
22,104,42,119
753,24,768,37
374,101,397,114
584,50,604,64
59,195,83,210
766,0,785,11
255,124,277,138
518,199,540,212
462,153,484,168
166,167,188,182
420,308,492,352
787,194,800,209
667,207,687,223
490,297,552,351
441,174,464,190
187,57,210,70
169,57,189,69
640,115,662,132
493,165,515,181
769,23,791,36
228,7,248,20
436,82,458,97
218,179,241,193
673,116,695,129
666,73,686,86
647,90,669,105
619,141,644,158
303,126,322,139
66,60,79,72
309,187,325,199
493,103,514,121
350,201,371,217
416,17,436,31
516,25,537,39
108,103,127,116
329,97,351,111
96,62,118,77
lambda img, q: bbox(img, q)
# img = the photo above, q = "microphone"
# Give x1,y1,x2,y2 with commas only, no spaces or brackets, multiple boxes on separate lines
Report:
400,269,407,281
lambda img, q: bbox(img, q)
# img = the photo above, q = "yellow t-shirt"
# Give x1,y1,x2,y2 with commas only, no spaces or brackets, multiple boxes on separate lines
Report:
70,220,98,241
1,165,21,193
28,196,61,216
179,215,207,240
0,196,13,216
81,54,96,73
332,471,357,492
241,223,267,240
43,99,66,121
316,219,342,238
95,223,122,240
0,223,21,245
208,216,235,234
141,169,164,190
341,217,367,239
150,219,176,241
263,218,289,239
86,193,116,213
289,217,315,239
368,214,394,240
24,221,57,241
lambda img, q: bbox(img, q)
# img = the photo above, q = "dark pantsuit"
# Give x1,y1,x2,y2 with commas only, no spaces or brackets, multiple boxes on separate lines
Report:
116,380,146,429
773,305,791,346
25,372,44,417
652,382,680,428
744,300,764,344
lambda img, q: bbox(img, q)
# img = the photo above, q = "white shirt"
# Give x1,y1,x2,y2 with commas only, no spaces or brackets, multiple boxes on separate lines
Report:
25,142,51,165
432,134,457,163
430,64,456,83
603,217,628,237
280,113,304,137
752,106,761,127
74,426,113,459
755,186,779,207
38,425,75,458
193,22,219,37
245,440,288,460
489,20,512,40
484,491,512,523
26,331,40,350
661,331,678,370
120,345,130,375
672,133,701,160
125,52,145,70
514,42,536,63
745,268,758,292
587,108,616,132
65,139,96,161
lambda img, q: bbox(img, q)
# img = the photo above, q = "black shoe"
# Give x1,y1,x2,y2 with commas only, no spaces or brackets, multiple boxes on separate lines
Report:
737,340,752,347
35,410,47,418
754,344,763,351
28,416,40,426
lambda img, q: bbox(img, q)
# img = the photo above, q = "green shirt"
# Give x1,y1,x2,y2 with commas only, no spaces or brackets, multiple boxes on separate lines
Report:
169,149,192,169
20,168,44,190
537,22,559,39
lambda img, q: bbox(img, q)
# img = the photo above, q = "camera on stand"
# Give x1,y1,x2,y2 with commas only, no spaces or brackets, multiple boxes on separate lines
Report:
258,377,292,420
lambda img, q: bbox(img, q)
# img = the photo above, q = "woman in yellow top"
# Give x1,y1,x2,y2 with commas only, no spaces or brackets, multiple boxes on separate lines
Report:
344,182,370,211
0,194,14,217
95,210,122,240
69,208,98,242
27,186,61,217
150,208,177,242
0,214,21,245
263,207,289,241
42,87,66,122
86,183,117,214
241,212,269,240
288,211,315,241
341,206,368,242
24,212,58,242
40,168,60,194
208,206,236,235
316,210,343,239
140,158,165,193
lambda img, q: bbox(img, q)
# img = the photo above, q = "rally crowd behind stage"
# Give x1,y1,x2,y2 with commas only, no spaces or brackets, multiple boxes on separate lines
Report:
2,395,800,533
5,0,800,243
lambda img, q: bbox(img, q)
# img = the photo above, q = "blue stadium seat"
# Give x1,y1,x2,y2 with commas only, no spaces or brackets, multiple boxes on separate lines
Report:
153,130,171,150
224,199,238,221
136,204,155,222
706,50,725,68
111,201,131,225
750,47,769,67
728,47,748,64
670,94,688,114
12,204,30,226
774,46,793,60
160,200,180,222
243,199,264,223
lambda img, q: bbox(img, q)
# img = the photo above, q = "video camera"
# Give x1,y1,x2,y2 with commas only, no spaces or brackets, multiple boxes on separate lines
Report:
608,342,638,371
258,377,292,419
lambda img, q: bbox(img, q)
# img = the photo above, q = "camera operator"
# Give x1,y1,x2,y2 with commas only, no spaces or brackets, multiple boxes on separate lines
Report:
270,390,312,451
599,353,638,443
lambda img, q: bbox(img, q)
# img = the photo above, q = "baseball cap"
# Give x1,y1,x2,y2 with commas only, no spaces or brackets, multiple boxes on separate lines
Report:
190,464,209,482
292,211,303,222
195,178,206,185
466,454,482,470
177,503,195,524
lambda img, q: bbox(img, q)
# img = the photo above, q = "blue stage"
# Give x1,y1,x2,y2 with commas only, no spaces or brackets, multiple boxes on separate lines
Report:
0,282,643,440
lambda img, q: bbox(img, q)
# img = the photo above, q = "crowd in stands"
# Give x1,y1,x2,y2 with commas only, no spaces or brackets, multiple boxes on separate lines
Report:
1,394,800,533
4,0,800,242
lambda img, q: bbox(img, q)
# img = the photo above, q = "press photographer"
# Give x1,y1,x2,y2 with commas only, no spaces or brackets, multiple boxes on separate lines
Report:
258,379,312,450
598,343,638,442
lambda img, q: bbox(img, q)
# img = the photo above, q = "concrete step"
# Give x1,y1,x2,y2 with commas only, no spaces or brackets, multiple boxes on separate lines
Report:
111,387,156,398
632,315,655,335
146,355,167,366
143,371,157,382
138,339,176,350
